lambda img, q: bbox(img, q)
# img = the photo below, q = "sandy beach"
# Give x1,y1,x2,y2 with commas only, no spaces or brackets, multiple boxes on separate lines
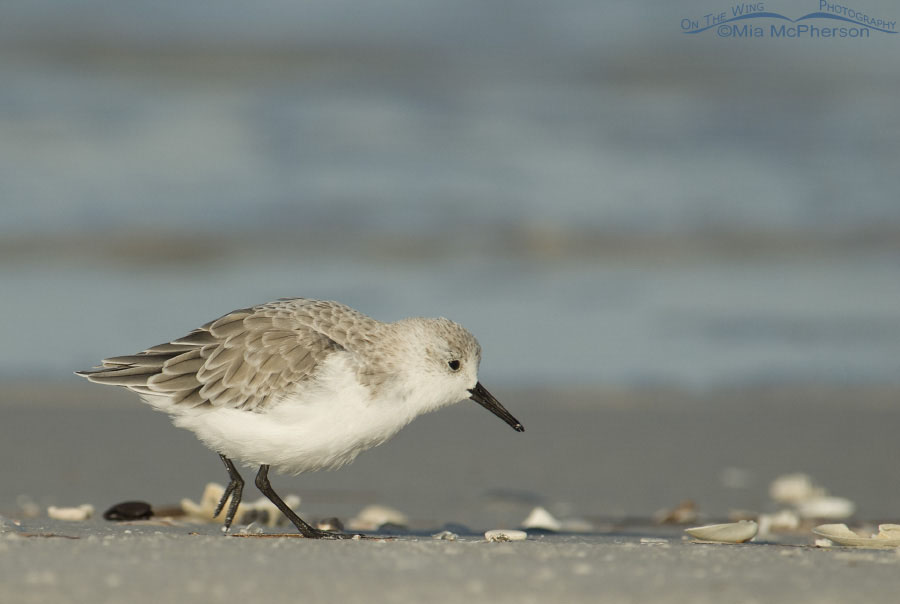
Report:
3,382,900,603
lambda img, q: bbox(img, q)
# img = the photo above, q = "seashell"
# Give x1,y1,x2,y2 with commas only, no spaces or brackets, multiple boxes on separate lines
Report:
181,482,300,526
521,507,562,531
485,529,527,542
812,524,900,548
654,500,698,525
796,496,855,520
346,505,409,531
315,517,344,532
181,482,226,521
757,510,800,537
47,504,94,521
811,523,858,539
685,520,758,543
431,530,459,541
875,524,900,539
769,473,824,504
640,537,669,545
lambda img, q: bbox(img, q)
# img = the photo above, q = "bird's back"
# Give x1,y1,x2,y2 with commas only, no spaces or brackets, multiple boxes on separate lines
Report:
76,298,382,412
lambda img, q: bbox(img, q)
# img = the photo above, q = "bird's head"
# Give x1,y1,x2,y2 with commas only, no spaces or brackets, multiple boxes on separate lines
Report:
387,318,524,432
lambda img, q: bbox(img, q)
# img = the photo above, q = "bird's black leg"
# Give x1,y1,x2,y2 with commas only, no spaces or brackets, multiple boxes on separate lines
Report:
254,464,351,539
213,454,244,532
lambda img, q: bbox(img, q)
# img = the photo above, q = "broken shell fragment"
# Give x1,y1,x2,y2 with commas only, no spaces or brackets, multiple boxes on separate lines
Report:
180,482,227,522
757,510,800,538
812,524,900,548
685,520,758,543
795,496,855,520
769,473,825,505
48,504,95,522
521,506,562,531
811,523,858,540
640,537,669,545
877,524,900,539
768,474,856,521
654,500,698,525
485,529,527,542
346,505,409,531
181,482,300,527
315,517,344,532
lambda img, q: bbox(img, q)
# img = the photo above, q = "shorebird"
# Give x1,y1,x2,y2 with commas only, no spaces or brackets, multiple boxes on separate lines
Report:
77,298,524,538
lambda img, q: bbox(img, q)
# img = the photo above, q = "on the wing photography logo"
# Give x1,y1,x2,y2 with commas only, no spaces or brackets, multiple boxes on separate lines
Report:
681,1,897,38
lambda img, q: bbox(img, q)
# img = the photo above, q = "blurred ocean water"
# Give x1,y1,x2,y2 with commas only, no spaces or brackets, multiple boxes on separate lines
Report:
1,1,899,387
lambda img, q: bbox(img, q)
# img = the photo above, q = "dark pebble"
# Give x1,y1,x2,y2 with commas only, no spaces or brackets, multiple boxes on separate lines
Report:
103,501,153,521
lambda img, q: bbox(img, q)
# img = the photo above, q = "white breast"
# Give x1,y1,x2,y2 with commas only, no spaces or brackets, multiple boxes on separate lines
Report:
169,352,420,475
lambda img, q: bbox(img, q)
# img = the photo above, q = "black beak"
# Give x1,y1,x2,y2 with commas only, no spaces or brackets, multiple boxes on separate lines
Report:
468,382,524,432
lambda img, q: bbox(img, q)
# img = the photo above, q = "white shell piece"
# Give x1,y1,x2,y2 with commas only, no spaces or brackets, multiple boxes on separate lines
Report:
653,500,698,524
685,520,758,543
796,496,855,520
769,473,824,504
47,504,94,521
521,507,562,531
811,523,858,539
346,504,408,531
812,524,900,548
181,482,226,522
485,529,527,542
875,524,900,538
431,530,459,541
180,482,301,526
757,510,800,538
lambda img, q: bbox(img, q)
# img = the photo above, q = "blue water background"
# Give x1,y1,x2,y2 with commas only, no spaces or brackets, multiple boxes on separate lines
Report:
1,0,899,388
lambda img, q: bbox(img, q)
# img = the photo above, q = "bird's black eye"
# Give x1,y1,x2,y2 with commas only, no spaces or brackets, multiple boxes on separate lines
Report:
448,360,461,371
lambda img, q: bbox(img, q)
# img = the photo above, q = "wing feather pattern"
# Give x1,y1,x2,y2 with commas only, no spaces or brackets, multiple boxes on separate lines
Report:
76,299,380,412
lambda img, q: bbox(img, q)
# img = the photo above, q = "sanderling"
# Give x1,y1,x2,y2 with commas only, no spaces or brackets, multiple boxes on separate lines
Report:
76,298,524,538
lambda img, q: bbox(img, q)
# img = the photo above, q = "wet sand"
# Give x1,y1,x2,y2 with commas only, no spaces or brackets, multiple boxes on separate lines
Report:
2,382,900,602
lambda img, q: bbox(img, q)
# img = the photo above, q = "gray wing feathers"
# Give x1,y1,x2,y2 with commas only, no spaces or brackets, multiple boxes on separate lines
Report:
76,298,374,412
